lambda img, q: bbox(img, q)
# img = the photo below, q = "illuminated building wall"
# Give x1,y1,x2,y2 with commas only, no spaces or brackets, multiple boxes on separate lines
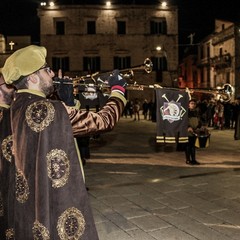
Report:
38,2,178,101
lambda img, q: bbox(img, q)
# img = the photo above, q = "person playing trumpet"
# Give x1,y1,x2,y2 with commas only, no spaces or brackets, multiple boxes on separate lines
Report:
1,45,127,239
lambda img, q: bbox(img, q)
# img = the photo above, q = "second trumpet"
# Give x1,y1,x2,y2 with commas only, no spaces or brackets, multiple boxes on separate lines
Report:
53,58,153,88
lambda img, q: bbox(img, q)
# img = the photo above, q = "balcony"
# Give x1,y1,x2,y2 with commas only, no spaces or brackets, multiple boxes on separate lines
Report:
210,53,232,69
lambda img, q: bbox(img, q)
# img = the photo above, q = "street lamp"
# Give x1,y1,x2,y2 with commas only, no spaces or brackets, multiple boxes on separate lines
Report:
161,1,167,7
106,1,111,7
40,2,47,6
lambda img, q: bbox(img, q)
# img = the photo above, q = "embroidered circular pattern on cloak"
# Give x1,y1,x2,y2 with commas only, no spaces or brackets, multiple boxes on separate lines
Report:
1,135,13,162
57,207,86,240
25,100,55,132
16,169,29,203
46,149,70,188
5,228,15,240
32,221,50,240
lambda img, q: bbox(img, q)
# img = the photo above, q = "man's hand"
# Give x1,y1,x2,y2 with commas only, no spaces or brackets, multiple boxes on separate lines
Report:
54,77,75,106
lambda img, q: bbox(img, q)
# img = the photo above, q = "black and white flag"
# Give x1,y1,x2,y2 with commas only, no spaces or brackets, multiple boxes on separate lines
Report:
156,89,189,144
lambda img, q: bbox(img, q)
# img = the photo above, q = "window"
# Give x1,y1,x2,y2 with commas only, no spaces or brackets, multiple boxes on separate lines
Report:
56,21,65,35
151,57,168,83
207,45,210,58
83,57,100,73
151,57,168,71
87,21,96,34
207,68,210,86
113,56,131,69
219,48,223,56
150,19,167,34
52,57,69,72
117,21,126,34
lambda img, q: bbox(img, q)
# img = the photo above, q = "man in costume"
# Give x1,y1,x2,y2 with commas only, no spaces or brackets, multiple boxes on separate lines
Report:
0,72,15,239
185,99,201,165
1,45,127,239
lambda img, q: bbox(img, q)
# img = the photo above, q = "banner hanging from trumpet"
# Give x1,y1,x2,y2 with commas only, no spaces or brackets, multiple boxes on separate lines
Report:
77,79,109,111
156,89,189,144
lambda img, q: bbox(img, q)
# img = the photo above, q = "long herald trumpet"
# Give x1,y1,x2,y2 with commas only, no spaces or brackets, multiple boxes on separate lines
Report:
112,82,234,102
126,83,234,102
52,57,234,102
188,83,234,102
53,58,153,87
148,83,235,102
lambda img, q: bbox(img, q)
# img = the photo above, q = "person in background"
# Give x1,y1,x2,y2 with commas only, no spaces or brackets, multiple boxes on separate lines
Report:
133,98,140,121
1,45,126,239
197,99,208,125
185,99,201,165
147,99,154,120
0,72,15,239
142,99,148,120
206,100,215,127
214,100,224,129
223,101,232,129
129,100,133,118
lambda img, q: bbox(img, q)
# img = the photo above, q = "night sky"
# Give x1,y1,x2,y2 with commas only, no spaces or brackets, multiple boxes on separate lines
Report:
0,0,239,46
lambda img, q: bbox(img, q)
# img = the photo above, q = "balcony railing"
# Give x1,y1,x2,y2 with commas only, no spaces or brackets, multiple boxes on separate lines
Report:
210,53,232,69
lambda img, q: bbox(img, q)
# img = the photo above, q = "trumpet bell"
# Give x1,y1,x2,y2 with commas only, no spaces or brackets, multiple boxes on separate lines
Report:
144,58,153,73
216,83,234,102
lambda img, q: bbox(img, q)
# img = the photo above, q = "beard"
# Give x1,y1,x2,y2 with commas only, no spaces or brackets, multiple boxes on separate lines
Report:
39,77,54,97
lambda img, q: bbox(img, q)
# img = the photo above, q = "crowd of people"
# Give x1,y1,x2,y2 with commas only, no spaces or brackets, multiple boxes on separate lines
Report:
193,98,240,135
122,98,154,121
122,96,240,137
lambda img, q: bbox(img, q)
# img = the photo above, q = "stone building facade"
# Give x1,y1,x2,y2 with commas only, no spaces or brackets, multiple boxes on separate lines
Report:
37,2,178,101
197,19,240,99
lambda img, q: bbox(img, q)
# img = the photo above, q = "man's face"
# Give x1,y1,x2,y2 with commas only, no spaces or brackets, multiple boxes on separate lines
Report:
36,67,55,96
189,101,196,110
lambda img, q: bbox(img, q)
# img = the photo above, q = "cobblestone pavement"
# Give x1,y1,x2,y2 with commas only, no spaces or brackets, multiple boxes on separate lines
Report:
84,117,240,240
